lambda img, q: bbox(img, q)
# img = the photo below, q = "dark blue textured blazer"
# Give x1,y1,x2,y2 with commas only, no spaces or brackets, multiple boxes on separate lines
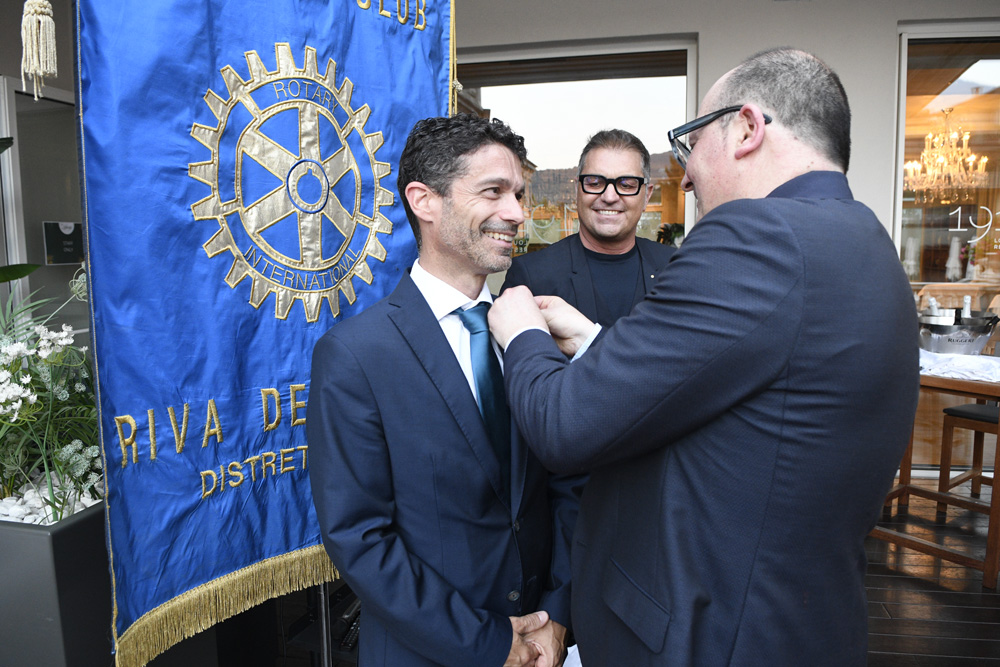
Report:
503,172,920,666
501,234,675,327
307,272,582,667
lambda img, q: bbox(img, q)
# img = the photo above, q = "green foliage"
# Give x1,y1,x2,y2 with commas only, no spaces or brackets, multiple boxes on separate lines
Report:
0,270,98,521
0,263,40,283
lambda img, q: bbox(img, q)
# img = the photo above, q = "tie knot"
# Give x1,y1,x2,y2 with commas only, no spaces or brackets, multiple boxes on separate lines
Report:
455,302,490,334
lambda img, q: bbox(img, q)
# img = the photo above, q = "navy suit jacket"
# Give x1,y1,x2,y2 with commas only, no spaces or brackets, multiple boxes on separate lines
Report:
501,234,675,327
307,272,582,667
503,172,920,666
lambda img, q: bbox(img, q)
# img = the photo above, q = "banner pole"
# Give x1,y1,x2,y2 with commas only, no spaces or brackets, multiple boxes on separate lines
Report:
318,582,334,667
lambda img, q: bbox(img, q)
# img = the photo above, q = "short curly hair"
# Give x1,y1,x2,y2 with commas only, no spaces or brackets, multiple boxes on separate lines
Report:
397,114,527,247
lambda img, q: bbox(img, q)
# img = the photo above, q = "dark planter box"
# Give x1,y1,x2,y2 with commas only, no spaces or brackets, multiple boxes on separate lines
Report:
0,502,286,667
0,503,114,667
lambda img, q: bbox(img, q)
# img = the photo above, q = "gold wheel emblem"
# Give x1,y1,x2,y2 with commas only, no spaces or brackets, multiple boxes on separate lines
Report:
189,43,393,321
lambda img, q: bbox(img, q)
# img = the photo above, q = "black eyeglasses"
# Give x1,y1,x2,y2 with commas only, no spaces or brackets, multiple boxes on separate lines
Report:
578,174,646,196
667,105,773,169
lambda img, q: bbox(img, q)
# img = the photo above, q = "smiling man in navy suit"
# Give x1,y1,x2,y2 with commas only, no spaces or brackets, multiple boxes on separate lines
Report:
489,49,919,666
308,114,582,667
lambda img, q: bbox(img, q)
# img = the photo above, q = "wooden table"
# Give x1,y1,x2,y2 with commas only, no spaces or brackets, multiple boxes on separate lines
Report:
870,374,999,588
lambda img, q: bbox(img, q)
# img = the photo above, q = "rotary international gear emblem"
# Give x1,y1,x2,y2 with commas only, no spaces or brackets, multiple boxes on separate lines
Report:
189,43,393,321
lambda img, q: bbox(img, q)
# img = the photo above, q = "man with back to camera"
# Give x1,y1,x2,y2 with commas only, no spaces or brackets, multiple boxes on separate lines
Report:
501,129,674,328
488,48,919,666
306,113,582,667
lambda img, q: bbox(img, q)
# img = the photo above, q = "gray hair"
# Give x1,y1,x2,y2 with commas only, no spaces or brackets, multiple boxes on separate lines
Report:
577,129,651,180
715,48,851,171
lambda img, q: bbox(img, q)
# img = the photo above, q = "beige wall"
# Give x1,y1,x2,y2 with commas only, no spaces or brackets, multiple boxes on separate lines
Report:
455,0,1000,239
1,0,997,241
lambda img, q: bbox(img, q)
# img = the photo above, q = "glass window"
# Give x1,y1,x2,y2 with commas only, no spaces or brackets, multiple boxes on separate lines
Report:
13,92,87,329
0,80,88,345
900,39,1000,312
899,35,1000,470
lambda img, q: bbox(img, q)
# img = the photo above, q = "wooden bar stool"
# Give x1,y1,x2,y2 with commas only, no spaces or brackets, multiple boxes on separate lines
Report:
937,403,998,588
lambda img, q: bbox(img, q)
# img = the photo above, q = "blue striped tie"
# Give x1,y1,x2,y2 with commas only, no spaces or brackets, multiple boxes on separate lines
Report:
455,302,511,492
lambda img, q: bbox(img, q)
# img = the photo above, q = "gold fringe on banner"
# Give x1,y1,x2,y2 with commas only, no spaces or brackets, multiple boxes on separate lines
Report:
113,545,339,667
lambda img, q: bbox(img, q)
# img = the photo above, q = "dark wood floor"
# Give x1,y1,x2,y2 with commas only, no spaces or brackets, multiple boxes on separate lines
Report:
269,477,998,667
866,476,1000,665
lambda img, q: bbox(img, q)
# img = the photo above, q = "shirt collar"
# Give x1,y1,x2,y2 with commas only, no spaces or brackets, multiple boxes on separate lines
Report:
410,258,493,322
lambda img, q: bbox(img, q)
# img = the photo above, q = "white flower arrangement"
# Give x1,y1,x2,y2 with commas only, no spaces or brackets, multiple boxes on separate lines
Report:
0,266,99,525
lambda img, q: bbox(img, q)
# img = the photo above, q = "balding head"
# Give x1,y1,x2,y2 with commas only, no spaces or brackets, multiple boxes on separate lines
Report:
713,48,851,171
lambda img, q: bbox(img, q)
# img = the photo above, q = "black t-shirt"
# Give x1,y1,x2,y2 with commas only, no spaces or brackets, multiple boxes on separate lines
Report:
583,244,644,326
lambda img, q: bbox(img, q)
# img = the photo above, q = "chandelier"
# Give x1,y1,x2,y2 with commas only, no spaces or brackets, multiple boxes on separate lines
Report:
904,108,989,205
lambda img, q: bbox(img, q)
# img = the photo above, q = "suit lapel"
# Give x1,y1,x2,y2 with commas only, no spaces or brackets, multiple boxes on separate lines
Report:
636,239,659,298
568,235,599,321
387,274,511,508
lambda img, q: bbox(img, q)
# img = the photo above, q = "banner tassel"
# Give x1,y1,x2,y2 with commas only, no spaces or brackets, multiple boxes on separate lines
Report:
21,0,57,101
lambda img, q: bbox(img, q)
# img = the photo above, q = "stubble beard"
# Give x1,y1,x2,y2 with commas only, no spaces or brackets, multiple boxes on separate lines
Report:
439,210,513,275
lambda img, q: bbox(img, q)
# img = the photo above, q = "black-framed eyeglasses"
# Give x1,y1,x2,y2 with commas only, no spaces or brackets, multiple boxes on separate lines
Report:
578,174,646,196
667,105,773,169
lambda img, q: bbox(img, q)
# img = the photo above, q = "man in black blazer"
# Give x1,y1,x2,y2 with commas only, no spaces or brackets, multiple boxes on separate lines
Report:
489,49,919,666
307,115,582,667
501,130,674,328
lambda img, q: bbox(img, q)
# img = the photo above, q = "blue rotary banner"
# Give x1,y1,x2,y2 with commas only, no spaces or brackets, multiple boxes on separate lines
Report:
76,1,452,664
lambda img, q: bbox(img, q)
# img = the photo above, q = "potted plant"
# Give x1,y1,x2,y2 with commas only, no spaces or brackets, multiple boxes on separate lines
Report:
0,265,112,667
0,265,101,523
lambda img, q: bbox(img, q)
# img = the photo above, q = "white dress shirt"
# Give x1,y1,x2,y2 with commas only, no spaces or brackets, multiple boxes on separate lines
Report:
409,259,502,404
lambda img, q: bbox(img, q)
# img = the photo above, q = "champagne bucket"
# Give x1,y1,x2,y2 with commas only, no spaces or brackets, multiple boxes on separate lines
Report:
918,309,999,355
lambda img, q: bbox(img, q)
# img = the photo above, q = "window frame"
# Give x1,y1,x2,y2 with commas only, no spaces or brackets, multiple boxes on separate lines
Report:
894,20,1000,251
0,76,77,307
